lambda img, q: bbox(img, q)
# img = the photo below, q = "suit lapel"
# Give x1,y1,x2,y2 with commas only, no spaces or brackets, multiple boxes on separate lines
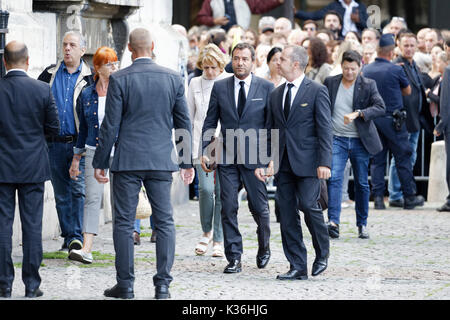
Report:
330,75,343,112
241,76,259,118
287,77,310,122
352,75,362,111
227,76,239,120
277,83,287,125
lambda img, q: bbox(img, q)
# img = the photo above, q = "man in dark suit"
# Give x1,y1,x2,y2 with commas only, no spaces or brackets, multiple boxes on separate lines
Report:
0,41,60,298
258,45,332,280
201,42,274,274
323,50,385,240
388,32,431,208
92,28,195,300
434,66,450,211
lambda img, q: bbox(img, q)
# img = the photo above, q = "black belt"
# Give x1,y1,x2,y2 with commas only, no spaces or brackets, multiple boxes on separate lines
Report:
46,135,77,143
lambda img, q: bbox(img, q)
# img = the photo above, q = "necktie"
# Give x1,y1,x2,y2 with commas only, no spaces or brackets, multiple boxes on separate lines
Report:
284,83,294,120
238,81,246,117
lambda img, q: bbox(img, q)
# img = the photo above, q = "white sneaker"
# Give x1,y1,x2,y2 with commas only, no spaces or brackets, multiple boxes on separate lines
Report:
68,249,93,264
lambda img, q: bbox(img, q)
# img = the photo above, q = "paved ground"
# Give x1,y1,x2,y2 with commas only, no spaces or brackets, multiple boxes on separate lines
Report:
7,199,450,300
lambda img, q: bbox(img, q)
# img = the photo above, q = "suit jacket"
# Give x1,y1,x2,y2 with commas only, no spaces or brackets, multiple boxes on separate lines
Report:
0,71,60,183
323,74,385,155
435,66,450,134
92,58,193,172
201,74,274,170
393,56,430,133
268,76,333,177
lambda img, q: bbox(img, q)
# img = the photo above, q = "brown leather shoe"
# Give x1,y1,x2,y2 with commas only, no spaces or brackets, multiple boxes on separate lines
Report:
133,232,141,245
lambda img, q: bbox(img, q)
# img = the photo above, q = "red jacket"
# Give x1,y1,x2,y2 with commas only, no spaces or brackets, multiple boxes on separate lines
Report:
197,0,282,26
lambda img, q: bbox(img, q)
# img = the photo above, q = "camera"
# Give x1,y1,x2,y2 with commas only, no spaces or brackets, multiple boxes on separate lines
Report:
392,109,407,131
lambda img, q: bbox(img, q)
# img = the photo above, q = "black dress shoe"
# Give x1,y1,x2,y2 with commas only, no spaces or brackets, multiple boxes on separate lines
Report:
358,225,370,239
276,269,308,280
25,288,43,298
389,199,404,208
223,260,241,273
312,257,328,276
104,284,134,299
374,196,386,210
150,231,157,243
437,202,450,212
403,195,425,210
155,285,171,299
256,248,271,269
0,287,11,298
327,222,339,239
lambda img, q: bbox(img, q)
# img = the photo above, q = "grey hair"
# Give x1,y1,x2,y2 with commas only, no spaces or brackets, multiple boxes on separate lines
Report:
414,51,432,73
63,31,87,49
284,45,309,70
258,16,276,30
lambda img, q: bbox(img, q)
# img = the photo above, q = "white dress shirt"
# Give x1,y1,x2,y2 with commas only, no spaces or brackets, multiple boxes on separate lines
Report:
282,74,305,111
5,68,27,75
339,0,359,36
234,73,252,108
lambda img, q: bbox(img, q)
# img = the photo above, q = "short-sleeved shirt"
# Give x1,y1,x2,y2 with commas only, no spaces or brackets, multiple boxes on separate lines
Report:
362,57,410,113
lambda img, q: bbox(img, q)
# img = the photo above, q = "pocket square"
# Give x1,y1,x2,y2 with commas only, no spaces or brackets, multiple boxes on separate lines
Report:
251,98,263,101
301,103,308,107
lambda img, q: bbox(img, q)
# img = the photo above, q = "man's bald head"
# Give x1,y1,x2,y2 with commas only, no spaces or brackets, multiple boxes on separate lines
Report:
128,28,154,58
4,41,29,70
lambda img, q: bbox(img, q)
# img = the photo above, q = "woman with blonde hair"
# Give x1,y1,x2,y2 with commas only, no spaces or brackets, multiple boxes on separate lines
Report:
188,44,232,257
68,46,119,263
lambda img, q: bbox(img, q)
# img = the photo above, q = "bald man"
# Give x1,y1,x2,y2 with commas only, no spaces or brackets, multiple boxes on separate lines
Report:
92,28,194,300
0,41,60,298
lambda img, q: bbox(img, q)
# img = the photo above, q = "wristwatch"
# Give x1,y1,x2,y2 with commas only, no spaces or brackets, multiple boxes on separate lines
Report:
356,109,363,117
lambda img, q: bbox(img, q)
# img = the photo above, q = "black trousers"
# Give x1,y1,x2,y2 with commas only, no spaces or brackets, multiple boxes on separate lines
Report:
276,154,329,272
112,170,174,288
0,182,45,290
217,165,271,262
445,131,450,202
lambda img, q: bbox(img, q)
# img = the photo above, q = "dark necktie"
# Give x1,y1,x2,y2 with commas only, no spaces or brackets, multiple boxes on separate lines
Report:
223,0,237,31
284,83,294,120
238,81,246,117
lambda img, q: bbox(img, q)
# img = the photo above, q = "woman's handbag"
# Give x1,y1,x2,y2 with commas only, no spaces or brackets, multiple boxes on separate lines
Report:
136,188,152,220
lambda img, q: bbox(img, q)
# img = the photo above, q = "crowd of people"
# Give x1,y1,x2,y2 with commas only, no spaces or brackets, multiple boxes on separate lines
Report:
0,0,449,300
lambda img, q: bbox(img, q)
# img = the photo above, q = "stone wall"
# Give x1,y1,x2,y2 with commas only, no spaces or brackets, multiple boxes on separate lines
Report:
2,0,190,246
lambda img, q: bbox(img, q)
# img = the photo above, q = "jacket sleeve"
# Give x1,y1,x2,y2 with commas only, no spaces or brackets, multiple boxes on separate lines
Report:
73,93,88,155
201,83,220,154
435,70,450,133
315,85,333,169
295,2,334,21
172,76,194,169
360,80,386,121
355,3,368,31
247,0,283,14
44,85,60,137
92,76,123,169
197,0,215,26
187,79,196,131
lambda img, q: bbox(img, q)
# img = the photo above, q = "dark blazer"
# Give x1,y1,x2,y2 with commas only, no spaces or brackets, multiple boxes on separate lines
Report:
201,75,274,170
92,58,193,172
393,56,430,133
435,66,450,134
268,76,333,177
0,70,60,183
295,0,368,35
323,74,385,155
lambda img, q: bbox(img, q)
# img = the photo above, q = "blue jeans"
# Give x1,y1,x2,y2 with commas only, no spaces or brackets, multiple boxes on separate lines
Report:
388,131,420,201
327,136,370,227
134,216,155,234
48,141,85,247
196,164,223,242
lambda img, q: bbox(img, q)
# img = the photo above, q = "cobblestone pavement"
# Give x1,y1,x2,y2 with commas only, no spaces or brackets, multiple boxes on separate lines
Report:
7,200,450,300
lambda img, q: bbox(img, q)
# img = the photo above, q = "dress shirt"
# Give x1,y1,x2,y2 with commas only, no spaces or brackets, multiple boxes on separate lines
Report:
51,61,82,136
339,0,359,36
5,68,27,75
234,73,252,108
282,74,305,111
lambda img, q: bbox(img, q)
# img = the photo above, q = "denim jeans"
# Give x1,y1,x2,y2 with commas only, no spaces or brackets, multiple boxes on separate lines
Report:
134,216,155,234
48,141,85,247
196,164,223,243
388,131,420,201
327,136,370,227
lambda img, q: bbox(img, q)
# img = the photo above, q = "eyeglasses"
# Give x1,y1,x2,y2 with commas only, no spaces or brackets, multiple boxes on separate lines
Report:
105,61,120,68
